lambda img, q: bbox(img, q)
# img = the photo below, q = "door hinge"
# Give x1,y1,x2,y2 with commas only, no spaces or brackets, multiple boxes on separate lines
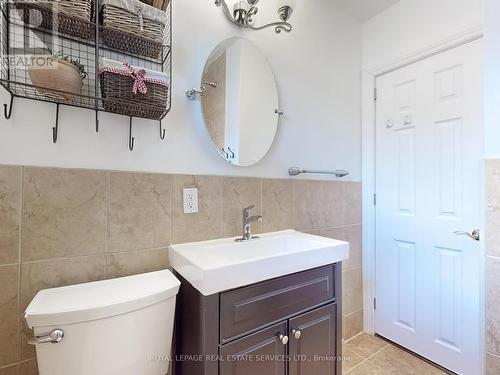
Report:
374,87,377,101
374,298,377,310
373,194,377,206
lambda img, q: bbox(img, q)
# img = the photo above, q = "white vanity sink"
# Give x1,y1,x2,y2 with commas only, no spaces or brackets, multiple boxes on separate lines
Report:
169,230,349,296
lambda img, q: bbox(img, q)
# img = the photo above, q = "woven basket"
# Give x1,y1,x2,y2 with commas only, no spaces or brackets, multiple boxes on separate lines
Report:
101,3,166,58
14,0,92,40
100,71,168,120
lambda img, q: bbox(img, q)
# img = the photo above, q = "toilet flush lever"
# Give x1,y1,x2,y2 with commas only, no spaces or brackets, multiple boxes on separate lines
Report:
28,329,64,345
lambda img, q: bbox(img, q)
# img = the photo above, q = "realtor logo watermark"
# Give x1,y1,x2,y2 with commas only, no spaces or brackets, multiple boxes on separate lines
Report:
1,0,64,68
2,55,55,68
149,353,349,363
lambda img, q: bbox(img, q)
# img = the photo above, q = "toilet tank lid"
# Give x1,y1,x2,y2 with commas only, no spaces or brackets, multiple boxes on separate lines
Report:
24,270,180,328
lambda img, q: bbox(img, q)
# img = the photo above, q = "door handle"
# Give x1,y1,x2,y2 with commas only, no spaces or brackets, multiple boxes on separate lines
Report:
453,229,480,241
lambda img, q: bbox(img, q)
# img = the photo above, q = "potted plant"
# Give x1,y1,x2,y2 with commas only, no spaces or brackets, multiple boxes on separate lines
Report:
28,50,88,101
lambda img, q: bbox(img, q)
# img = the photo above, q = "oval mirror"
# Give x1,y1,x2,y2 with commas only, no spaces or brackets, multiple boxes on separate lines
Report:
201,37,279,166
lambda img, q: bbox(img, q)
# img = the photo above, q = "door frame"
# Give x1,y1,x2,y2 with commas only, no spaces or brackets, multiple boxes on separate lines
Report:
361,24,485,369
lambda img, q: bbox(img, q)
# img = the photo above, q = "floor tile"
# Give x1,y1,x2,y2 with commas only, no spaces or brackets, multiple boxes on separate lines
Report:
0,364,18,375
344,333,389,359
342,347,365,373
365,345,446,375
345,361,384,374
343,336,448,375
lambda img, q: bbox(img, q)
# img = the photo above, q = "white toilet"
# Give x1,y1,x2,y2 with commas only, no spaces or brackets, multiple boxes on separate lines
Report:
24,270,180,375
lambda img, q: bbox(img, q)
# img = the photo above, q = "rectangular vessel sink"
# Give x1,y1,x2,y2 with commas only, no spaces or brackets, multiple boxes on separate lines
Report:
169,230,349,296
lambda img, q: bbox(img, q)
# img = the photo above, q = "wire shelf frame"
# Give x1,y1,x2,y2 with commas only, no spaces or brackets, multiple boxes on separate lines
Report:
0,0,172,148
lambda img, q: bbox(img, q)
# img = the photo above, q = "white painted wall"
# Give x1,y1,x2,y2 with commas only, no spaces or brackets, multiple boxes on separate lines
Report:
0,0,362,181
362,0,484,71
484,0,500,157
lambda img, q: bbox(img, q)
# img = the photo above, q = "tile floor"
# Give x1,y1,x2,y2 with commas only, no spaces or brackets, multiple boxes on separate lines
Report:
342,333,449,374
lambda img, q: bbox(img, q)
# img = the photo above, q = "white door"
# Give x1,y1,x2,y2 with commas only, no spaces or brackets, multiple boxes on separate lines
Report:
375,40,483,375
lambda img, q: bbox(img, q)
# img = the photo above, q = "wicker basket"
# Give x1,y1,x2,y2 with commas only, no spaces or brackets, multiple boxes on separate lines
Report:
14,0,93,40
101,0,167,59
100,68,168,120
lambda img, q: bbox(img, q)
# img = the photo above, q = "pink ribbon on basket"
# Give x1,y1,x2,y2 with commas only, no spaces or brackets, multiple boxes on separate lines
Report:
123,61,148,95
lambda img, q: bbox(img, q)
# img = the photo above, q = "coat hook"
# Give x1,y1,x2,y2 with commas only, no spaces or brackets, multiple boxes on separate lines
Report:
52,104,60,143
4,93,13,119
129,117,134,151
159,120,166,140
221,148,229,159
275,109,284,116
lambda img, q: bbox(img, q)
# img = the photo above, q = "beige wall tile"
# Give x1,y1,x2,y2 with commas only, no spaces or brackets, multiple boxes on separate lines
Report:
171,175,223,244
22,168,106,262
262,179,293,233
106,248,169,279
223,177,262,237
342,267,363,315
19,256,106,360
107,172,171,253
344,309,363,341
487,353,500,375
342,225,362,271
486,256,500,356
0,265,19,367
319,225,362,271
294,180,343,230
294,180,322,230
0,165,22,265
486,160,500,257
19,359,38,375
343,182,362,225
0,364,18,375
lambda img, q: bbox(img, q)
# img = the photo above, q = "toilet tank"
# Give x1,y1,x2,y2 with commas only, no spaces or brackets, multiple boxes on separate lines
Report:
25,270,180,375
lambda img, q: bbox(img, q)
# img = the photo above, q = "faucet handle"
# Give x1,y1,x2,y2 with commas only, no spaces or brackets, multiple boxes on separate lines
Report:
243,205,255,215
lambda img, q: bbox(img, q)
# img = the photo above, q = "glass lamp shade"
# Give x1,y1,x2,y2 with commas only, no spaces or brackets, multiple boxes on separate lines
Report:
277,0,295,11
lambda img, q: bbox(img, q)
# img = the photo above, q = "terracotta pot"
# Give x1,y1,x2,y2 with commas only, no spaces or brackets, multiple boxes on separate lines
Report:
28,55,83,101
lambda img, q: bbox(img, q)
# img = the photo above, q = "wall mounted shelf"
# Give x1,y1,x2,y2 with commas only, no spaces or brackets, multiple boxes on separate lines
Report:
0,0,172,151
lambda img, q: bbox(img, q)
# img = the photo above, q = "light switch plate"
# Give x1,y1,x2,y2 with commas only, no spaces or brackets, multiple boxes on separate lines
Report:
183,188,198,214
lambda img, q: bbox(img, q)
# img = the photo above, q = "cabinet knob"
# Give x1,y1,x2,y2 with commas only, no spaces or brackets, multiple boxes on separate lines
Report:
278,334,289,345
292,329,301,339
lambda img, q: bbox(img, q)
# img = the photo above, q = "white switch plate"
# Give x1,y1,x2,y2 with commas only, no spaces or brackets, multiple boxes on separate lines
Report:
183,188,198,214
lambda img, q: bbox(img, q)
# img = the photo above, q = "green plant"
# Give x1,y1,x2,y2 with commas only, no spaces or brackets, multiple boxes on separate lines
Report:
46,49,88,80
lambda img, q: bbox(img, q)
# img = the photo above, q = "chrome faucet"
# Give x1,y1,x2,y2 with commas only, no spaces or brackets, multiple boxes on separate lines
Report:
236,205,262,242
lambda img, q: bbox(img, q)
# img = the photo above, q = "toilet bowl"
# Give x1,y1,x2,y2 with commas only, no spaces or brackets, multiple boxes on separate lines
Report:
24,270,180,375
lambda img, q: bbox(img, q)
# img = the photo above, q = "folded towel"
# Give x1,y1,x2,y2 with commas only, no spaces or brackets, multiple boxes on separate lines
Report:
101,0,168,24
99,58,169,86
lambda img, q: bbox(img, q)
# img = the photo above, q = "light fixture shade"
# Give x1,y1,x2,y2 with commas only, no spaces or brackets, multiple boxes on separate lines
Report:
277,0,295,11
234,0,250,11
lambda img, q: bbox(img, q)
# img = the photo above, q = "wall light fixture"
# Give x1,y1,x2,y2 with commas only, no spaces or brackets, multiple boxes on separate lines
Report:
214,0,295,33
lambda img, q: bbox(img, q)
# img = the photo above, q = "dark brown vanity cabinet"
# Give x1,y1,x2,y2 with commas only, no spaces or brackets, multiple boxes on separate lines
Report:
289,304,338,375
220,322,287,375
174,263,342,375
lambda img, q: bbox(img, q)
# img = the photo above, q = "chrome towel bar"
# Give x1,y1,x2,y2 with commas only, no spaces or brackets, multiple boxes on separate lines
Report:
288,167,349,178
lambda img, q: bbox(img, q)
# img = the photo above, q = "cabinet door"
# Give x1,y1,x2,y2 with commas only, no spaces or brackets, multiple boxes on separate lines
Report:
220,321,287,375
289,304,338,375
